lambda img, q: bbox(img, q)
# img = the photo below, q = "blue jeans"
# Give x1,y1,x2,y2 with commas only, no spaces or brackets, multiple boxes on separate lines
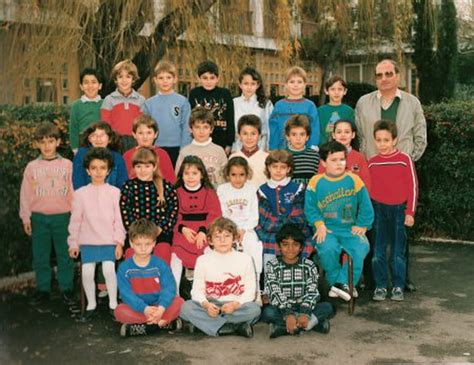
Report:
261,303,333,330
371,201,407,289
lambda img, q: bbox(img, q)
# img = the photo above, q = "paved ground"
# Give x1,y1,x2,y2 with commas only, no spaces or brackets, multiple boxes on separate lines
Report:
1,242,473,365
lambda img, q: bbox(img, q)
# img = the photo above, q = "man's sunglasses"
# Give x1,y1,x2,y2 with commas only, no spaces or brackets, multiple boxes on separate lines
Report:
375,71,397,80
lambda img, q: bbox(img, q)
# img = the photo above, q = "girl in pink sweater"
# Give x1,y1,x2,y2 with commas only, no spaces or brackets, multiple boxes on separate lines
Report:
318,119,371,193
68,147,126,319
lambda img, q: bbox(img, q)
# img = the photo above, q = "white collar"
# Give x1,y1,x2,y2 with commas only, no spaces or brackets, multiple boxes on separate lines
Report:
184,183,202,191
241,94,257,102
376,89,402,101
267,177,291,188
192,138,212,147
81,95,101,102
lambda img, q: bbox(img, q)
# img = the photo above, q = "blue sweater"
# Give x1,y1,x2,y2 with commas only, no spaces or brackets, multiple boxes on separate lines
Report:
142,92,192,147
117,256,176,313
305,172,374,233
269,98,320,150
72,147,128,190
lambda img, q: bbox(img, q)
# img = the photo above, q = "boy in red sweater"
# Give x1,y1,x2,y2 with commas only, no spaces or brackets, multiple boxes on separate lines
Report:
368,120,418,302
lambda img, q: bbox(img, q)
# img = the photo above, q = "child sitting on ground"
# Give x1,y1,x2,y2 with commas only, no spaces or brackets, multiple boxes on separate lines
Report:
115,218,184,337
20,122,75,306
68,147,126,319
262,223,334,338
179,217,260,337
305,141,374,301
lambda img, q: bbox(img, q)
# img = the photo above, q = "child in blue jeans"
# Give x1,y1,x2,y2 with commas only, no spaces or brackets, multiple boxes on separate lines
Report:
262,223,334,338
305,141,374,301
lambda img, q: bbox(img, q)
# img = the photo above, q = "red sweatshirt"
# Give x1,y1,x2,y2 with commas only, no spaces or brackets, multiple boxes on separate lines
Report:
368,149,418,216
123,146,176,184
318,148,371,193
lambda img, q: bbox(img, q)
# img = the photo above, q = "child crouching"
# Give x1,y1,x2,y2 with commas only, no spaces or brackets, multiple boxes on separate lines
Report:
115,219,184,337
180,217,260,337
262,223,334,338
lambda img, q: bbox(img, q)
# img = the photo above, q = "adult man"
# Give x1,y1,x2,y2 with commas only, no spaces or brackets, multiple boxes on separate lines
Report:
355,59,427,162
355,59,427,293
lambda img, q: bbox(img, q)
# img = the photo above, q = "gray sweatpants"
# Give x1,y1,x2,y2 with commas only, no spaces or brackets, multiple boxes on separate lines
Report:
180,300,261,336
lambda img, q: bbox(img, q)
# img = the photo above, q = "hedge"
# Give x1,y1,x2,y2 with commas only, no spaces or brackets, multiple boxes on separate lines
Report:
0,100,472,277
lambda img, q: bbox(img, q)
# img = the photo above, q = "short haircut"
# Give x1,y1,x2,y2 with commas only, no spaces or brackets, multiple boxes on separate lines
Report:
153,60,177,78
222,156,253,181
237,114,262,134
80,68,102,84
83,147,114,170
373,119,398,139
286,66,307,83
80,121,121,151
189,106,215,128
325,75,347,90
276,223,305,248
376,59,400,74
111,59,139,82
319,141,347,162
207,217,238,242
128,218,159,242
285,114,311,136
264,150,294,178
132,114,158,134
132,147,158,167
34,122,60,141
197,60,219,77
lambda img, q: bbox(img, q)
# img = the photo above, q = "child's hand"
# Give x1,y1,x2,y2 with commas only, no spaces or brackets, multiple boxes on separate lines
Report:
296,314,310,330
195,232,207,249
115,244,123,260
68,247,79,259
405,214,415,227
144,306,160,323
202,301,220,317
23,222,32,236
313,224,331,244
182,227,197,243
224,146,231,156
221,301,240,314
285,314,298,334
148,306,166,324
351,226,367,236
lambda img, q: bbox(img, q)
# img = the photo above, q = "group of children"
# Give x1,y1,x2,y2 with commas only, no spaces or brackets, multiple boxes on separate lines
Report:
19,58,418,339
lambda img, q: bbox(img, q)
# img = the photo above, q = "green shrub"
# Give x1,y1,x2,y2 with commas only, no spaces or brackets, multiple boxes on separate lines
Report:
415,100,474,240
345,82,377,108
0,104,69,126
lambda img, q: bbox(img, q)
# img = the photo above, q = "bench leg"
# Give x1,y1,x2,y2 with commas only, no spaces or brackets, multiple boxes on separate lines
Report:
348,255,355,315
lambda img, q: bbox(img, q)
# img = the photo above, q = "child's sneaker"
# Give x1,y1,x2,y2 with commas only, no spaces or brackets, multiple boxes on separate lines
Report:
269,323,288,339
372,288,387,301
391,287,404,301
98,289,108,298
61,291,76,306
234,323,254,338
120,323,159,337
313,319,331,334
328,283,351,301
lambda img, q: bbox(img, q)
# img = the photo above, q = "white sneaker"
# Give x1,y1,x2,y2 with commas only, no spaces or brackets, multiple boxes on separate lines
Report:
329,283,351,301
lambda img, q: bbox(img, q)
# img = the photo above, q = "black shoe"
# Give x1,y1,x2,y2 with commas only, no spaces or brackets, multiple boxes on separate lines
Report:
61,291,76,306
79,309,97,322
217,323,235,336
120,323,159,337
313,319,330,334
168,318,183,332
29,291,50,306
234,323,253,338
269,323,288,339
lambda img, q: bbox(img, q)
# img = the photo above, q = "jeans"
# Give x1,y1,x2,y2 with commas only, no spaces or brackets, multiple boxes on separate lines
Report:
371,201,407,289
261,303,334,330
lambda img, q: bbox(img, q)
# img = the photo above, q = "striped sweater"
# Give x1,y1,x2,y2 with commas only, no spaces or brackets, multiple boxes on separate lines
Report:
287,147,320,186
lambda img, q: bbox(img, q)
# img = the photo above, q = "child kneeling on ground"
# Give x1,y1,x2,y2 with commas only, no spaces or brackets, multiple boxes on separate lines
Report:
115,219,184,337
180,217,260,337
262,223,334,338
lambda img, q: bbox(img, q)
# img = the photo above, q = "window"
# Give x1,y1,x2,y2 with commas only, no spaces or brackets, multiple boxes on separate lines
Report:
62,79,68,90
344,64,363,83
270,84,278,97
63,96,69,105
23,96,32,105
36,78,57,103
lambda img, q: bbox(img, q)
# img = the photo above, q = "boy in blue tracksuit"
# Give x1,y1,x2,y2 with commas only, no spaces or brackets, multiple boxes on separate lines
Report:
305,141,374,301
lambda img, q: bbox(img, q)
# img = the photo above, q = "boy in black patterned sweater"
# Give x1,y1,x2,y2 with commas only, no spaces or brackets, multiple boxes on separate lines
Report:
261,223,334,338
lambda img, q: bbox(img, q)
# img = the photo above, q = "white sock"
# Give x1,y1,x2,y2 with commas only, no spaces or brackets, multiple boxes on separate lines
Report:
82,263,97,311
102,261,118,310
170,253,183,290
